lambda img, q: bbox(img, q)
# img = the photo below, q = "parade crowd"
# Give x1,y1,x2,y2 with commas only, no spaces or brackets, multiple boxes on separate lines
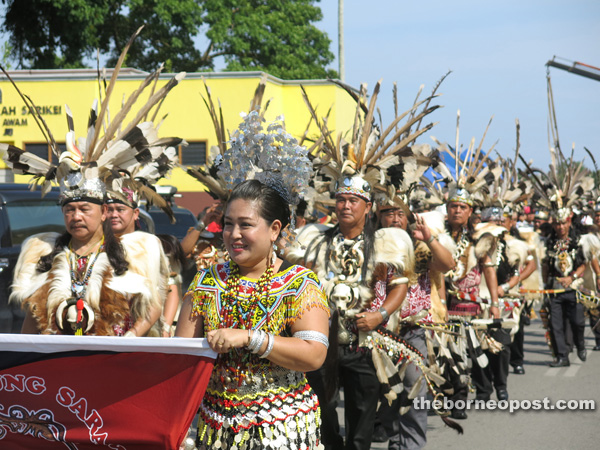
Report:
3,37,600,450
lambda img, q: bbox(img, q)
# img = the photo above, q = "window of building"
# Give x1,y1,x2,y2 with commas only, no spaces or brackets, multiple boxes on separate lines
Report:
180,141,207,166
24,142,65,164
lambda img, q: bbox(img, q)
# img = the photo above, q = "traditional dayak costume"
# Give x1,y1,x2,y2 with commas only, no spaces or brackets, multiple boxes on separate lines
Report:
287,81,449,450
189,262,328,449
369,138,463,447
521,146,595,365
186,110,328,449
1,32,183,336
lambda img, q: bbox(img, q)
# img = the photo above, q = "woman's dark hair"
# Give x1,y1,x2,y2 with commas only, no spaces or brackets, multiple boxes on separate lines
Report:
226,180,291,234
157,233,186,269
37,221,129,275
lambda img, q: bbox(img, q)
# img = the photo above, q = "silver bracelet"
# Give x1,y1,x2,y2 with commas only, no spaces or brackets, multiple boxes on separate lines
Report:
501,283,510,292
426,235,436,245
379,306,389,321
293,330,329,349
248,330,266,354
260,333,275,358
246,329,260,351
194,220,206,232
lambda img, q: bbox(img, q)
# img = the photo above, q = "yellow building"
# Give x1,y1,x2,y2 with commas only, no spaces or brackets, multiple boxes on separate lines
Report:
0,69,357,214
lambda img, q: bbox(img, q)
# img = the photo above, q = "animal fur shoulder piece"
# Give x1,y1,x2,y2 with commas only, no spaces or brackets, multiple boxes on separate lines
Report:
420,210,456,255
289,223,415,306
115,231,169,328
286,223,333,268
373,227,415,276
10,231,168,336
9,232,60,304
473,222,506,260
580,233,600,263
504,235,531,269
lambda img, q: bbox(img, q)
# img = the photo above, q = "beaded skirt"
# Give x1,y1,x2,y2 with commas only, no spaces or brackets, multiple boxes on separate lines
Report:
196,367,323,450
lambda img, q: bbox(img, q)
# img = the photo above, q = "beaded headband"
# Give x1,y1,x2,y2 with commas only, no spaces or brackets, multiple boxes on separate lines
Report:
447,187,473,207
335,176,372,202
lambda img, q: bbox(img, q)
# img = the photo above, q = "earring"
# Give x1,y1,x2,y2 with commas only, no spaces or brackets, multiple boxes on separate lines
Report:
271,242,278,266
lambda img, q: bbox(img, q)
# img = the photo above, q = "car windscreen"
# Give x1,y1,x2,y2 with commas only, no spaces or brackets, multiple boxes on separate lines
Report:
150,210,197,240
5,199,65,245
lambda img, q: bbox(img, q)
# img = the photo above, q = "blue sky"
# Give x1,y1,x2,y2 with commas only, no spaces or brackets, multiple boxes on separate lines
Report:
315,0,600,169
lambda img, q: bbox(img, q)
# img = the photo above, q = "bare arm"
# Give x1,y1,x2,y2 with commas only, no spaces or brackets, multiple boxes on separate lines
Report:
174,292,204,338
355,283,408,331
481,254,500,319
180,227,201,256
593,257,600,291
128,302,162,337
20,308,40,334
412,214,455,273
203,306,330,373
498,251,537,297
162,283,180,337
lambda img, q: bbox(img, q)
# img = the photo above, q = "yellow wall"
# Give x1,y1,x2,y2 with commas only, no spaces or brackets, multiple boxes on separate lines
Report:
0,70,358,193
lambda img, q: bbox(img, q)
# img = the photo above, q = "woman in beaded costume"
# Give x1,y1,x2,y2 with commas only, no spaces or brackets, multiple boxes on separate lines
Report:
176,112,330,450
176,181,329,450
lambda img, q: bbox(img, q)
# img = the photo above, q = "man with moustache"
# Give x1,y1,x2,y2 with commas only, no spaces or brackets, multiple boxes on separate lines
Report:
289,175,415,450
11,178,166,337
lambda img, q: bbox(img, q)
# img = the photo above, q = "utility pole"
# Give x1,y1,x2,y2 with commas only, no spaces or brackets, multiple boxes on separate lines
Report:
338,0,344,81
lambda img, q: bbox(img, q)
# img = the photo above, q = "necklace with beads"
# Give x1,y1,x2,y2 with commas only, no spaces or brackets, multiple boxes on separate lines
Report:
68,237,105,300
447,226,470,280
219,261,274,329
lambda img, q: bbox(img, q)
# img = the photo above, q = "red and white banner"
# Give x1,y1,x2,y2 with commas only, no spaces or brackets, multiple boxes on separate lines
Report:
0,335,216,450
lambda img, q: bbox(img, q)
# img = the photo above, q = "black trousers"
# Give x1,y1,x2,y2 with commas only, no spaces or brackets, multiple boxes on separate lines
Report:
509,310,527,367
307,346,380,450
471,329,511,397
550,290,585,358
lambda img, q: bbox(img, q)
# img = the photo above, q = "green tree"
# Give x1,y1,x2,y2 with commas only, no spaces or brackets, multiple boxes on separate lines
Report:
201,0,337,79
1,0,337,79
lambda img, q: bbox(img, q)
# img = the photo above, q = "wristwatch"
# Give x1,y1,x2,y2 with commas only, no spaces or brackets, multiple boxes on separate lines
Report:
195,220,206,232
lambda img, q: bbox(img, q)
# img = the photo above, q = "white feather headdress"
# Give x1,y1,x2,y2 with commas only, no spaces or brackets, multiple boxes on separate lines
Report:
0,27,184,219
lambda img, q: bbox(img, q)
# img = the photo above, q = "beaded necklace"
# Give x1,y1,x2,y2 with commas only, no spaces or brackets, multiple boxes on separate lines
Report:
552,237,572,274
67,237,105,335
447,226,470,280
68,237,105,299
220,261,274,329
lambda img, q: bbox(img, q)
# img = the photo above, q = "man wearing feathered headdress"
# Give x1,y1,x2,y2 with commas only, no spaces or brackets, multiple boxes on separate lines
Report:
1,29,183,338
542,204,588,366
472,205,537,400
11,176,167,337
372,181,456,448
521,147,595,367
429,114,504,419
289,173,414,450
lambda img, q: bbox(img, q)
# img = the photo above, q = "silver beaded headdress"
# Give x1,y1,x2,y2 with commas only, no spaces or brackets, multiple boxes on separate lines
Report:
217,110,312,210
